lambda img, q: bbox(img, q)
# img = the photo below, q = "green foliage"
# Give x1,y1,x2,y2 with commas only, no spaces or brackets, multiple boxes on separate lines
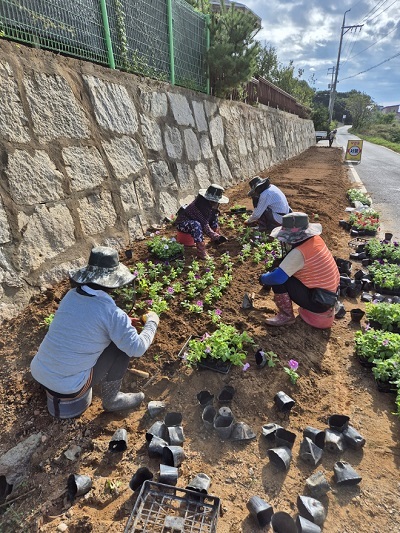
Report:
311,103,329,132
41,313,55,328
346,188,371,206
345,90,376,130
365,239,400,263
207,3,260,97
372,356,400,383
354,329,400,362
366,303,400,332
184,323,255,367
147,236,184,260
369,261,400,290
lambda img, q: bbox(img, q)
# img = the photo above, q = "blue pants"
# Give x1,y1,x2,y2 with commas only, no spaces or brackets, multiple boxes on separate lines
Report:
176,220,218,243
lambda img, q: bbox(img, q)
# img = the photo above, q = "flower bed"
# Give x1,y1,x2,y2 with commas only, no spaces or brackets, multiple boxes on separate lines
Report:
348,209,380,234
346,188,372,206
365,239,400,264
368,261,400,294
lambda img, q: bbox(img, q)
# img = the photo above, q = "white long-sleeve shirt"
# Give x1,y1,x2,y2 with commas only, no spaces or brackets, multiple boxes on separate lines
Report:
246,184,290,224
30,287,158,394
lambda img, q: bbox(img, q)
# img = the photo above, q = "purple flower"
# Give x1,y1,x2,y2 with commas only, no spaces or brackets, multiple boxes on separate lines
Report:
205,268,210,273
382,339,390,346
146,299,153,305
201,332,211,340
167,287,174,294
242,363,250,371
196,300,203,307
215,309,222,316
288,359,299,370
364,323,371,331
195,275,201,279
205,346,211,354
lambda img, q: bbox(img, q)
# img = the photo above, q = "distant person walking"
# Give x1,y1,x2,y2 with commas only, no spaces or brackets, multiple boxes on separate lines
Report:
328,129,337,148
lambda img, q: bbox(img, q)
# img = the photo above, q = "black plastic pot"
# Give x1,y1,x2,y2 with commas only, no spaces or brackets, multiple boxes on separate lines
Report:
357,353,375,368
147,401,166,418
340,275,352,287
214,414,234,440
347,281,363,298
339,220,351,231
354,269,366,280
164,412,183,427
324,429,346,453
296,515,322,533
129,467,153,491
361,292,373,302
299,438,323,466
349,251,367,260
202,405,217,430
303,427,325,449
148,436,169,458
350,308,365,322
342,426,366,449
297,495,326,527
275,427,296,449
197,390,214,407
375,379,397,393
108,428,128,453
247,496,274,528
167,425,185,446
262,423,282,440
274,391,295,412
67,474,92,501
384,232,393,241
334,461,362,485
255,349,268,368
267,446,292,471
328,414,350,432
231,422,256,441
159,464,179,486
271,511,297,533
336,258,352,275
186,473,211,494
217,385,235,403
335,302,346,319
361,258,370,267
146,421,169,442
305,471,331,499
162,445,186,467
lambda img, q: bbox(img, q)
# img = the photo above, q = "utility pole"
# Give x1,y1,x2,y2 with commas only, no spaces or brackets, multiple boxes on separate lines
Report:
327,66,335,115
328,10,363,123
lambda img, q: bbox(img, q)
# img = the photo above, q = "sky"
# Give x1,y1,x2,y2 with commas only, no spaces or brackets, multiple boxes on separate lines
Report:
244,0,400,107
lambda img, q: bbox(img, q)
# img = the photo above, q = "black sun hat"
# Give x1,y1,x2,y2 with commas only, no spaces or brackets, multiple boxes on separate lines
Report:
70,246,135,288
248,176,270,197
198,184,229,204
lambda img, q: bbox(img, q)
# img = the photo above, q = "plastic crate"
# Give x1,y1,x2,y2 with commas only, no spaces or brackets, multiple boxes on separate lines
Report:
124,481,220,532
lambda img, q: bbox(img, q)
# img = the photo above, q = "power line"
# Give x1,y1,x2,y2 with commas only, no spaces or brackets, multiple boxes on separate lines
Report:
366,0,399,22
361,0,389,22
339,50,400,81
346,24,398,61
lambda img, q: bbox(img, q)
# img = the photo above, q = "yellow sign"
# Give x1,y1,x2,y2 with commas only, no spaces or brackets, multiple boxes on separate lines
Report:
345,140,363,162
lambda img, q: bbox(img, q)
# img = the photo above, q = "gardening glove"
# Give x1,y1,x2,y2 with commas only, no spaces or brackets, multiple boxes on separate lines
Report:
141,311,160,326
130,317,143,330
215,235,228,245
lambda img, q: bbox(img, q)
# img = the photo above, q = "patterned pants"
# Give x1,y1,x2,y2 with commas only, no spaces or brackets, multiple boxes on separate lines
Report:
176,220,218,243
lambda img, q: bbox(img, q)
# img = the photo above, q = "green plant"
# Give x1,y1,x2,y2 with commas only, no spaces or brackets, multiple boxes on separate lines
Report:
283,359,299,384
349,209,380,231
369,261,400,290
147,236,184,260
347,188,372,206
263,350,279,367
207,308,222,324
183,323,254,367
365,239,400,263
41,313,55,328
365,302,400,331
372,356,400,383
354,329,400,362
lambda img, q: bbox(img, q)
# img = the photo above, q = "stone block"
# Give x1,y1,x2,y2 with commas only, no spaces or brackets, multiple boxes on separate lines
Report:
0,60,30,143
209,115,224,148
158,191,180,219
149,161,178,190
176,163,197,190
183,129,201,161
164,125,183,159
134,174,156,210
168,93,194,127
128,215,145,240
0,200,11,244
200,136,213,159
192,101,208,132
140,91,168,117
102,136,146,179
77,191,117,236
63,146,107,191
140,115,163,151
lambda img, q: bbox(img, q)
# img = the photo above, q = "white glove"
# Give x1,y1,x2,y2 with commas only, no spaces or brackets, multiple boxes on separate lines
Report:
143,311,160,326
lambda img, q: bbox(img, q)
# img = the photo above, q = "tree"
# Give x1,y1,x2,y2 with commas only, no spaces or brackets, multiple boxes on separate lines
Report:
345,91,376,130
311,104,330,132
207,2,260,97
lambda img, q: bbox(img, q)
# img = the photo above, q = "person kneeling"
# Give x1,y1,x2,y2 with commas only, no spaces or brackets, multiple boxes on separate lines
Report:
30,246,159,419
259,213,339,329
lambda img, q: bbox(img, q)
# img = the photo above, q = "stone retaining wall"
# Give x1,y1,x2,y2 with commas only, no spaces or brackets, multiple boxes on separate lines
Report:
0,40,315,320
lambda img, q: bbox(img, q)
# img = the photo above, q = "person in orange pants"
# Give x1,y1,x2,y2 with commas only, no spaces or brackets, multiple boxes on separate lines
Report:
259,213,340,329
175,184,229,259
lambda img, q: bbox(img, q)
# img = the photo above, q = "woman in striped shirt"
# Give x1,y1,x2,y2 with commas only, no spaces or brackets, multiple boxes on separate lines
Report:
259,212,340,329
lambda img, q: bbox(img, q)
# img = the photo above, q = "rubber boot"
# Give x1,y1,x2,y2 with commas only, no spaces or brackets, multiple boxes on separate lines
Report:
266,293,296,326
196,241,210,260
101,379,144,412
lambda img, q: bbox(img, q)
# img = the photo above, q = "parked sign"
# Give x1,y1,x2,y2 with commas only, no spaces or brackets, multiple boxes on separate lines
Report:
345,140,363,162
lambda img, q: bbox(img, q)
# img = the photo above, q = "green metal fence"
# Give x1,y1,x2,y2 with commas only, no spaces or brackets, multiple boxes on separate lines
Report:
0,0,209,92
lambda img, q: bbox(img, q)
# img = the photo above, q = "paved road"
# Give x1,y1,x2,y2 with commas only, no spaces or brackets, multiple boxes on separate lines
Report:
334,125,400,239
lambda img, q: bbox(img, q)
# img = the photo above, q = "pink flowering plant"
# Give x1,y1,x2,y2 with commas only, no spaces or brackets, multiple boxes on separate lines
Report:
355,329,400,363
284,359,300,385
365,302,400,332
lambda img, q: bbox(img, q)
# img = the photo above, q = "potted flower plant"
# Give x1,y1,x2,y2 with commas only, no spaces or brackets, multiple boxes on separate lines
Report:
372,357,400,393
147,236,184,260
348,209,380,236
354,329,400,367
346,188,372,207
368,261,400,295
365,302,400,333
365,239,400,264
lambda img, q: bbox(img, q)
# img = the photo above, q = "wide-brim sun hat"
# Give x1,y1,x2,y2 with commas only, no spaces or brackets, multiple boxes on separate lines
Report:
270,212,322,244
198,183,229,204
247,176,270,197
70,246,136,288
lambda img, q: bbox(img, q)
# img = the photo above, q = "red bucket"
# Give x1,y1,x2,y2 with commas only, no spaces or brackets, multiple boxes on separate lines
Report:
176,231,195,247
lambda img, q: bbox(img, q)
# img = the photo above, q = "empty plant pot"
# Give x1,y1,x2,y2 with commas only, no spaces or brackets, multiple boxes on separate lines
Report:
303,427,325,449
334,461,362,485
338,220,350,231
361,258,370,267
384,232,393,241
274,391,295,413
164,412,183,427
129,467,153,491
324,429,346,453
296,515,322,533
336,258,352,274
361,292,373,302
217,385,235,403
335,302,346,319
297,495,326,527
186,473,211,494
342,426,366,449
299,438,323,466
328,414,350,432
202,405,216,430
275,427,296,449
197,390,214,407
218,406,233,418
159,464,178,486
305,471,331,499
162,446,186,468
108,428,128,453
147,401,166,418
350,308,365,322
231,422,256,441
271,511,297,533
354,269,366,280
267,446,292,471
214,414,234,440
254,349,268,368
146,421,169,443
262,423,283,440
148,436,169,458
247,496,274,528
168,425,185,446
347,281,363,298
67,474,92,501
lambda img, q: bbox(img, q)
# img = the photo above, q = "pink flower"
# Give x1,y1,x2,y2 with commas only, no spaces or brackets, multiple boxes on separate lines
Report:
196,300,203,307
242,363,250,371
167,287,174,293
382,339,390,346
288,359,299,370
215,309,222,315
205,346,211,353
146,299,153,305
201,332,211,340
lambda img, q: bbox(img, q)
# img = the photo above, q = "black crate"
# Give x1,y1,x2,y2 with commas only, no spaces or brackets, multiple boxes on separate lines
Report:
124,481,220,533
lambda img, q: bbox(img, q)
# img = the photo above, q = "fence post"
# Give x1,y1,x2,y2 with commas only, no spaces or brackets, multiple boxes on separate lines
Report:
205,14,210,95
99,0,115,69
166,0,175,85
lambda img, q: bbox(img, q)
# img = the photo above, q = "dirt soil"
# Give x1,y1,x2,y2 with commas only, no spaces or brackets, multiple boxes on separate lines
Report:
1,146,399,533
